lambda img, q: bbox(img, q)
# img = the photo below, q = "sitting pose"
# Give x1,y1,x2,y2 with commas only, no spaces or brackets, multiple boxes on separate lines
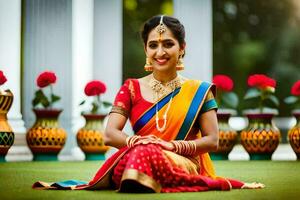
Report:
33,15,264,193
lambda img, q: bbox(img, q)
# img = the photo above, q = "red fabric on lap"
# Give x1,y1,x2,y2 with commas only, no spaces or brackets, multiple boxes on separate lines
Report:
112,144,233,193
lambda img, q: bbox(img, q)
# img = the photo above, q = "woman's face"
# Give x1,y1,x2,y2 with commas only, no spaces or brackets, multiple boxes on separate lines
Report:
145,26,184,72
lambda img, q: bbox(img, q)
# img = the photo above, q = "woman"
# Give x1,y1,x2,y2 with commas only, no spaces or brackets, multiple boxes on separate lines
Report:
33,15,264,192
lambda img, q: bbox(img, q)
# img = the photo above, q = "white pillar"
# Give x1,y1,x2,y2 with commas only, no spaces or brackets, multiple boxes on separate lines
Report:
173,0,213,82
23,0,75,160
93,0,123,157
93,0,123,103
0,0,28,161
69,0,94,160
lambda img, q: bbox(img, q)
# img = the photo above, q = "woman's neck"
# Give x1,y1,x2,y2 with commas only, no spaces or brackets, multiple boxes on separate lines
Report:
152,70,178,84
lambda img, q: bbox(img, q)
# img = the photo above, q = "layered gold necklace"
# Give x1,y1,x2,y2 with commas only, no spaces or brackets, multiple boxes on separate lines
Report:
148,74,182,132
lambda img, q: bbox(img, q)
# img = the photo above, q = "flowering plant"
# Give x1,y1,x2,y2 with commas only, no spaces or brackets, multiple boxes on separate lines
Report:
284,80,300,110
0,70,7,88
244,74,279,113
32,71,61,109
212,74,238,109
80,80,112,114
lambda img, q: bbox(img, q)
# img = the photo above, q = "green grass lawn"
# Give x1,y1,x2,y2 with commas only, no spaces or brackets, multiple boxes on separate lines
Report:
0,161,299,200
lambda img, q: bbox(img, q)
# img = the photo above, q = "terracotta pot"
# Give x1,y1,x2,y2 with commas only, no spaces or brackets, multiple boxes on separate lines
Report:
288,111,300,160
241,113,281,160
77,114,109,160
0,90,14,162
26,109,67,161
210,112,238,160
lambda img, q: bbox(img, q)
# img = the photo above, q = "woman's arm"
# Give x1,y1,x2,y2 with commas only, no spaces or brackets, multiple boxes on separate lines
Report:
104,113,129,149
158,110,219,155
194,109,219,154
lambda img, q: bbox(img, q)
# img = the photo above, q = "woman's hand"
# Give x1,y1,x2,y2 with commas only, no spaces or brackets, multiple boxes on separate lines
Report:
157,140,175,151
134,135,160,145
134,135,174,151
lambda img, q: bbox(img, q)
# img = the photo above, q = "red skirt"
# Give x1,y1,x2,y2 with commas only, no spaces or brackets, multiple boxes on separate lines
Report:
112,144,243,193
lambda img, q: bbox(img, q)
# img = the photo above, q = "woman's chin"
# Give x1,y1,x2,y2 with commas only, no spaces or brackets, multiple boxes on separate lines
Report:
153,65,175,72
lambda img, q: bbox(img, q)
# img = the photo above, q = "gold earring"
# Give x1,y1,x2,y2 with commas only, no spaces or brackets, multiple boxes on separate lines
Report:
176,53,185,71
144,57,153,72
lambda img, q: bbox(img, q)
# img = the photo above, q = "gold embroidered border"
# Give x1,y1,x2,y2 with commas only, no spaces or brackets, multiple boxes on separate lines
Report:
121,169,162,193
110,106,129,118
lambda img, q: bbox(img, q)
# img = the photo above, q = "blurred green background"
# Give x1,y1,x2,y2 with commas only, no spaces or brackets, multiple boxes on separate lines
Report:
122,0,300,116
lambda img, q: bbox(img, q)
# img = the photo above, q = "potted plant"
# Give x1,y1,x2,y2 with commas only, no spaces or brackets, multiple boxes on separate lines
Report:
240,74,281,160
26,71,67,161
0,70,14,162
210,74,239,160
284,80,300,160
77,80,111,160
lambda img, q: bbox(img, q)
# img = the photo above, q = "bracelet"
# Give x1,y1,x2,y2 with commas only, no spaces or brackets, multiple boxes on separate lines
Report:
170,140,197,155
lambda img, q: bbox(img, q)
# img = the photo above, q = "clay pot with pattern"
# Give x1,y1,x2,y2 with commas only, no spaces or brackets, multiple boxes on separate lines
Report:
77,114,109,160
0,90,14,162
210,111,238,160
26,109,67,161
241,113,281,160
288,111,300,160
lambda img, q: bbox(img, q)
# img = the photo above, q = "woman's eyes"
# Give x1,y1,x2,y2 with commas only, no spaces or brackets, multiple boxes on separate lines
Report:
148,42,174,49
149,43,158,49
164,42,174,48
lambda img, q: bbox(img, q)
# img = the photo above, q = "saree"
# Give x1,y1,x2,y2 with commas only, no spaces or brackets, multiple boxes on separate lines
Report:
33,79,244,192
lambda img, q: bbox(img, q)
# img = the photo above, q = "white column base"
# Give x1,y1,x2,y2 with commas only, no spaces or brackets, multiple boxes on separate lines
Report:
5,133,32,162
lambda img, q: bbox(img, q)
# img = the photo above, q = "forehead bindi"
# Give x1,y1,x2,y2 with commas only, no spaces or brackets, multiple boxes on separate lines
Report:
147,27,176,43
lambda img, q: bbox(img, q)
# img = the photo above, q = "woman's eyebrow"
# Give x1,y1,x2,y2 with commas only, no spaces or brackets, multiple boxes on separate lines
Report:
148,39,175,43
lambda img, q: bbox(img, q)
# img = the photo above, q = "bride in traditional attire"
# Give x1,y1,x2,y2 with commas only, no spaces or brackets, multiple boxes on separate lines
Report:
34,15,264,193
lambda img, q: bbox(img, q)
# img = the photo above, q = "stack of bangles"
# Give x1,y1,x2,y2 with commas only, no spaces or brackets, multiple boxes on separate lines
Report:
170,140,197,156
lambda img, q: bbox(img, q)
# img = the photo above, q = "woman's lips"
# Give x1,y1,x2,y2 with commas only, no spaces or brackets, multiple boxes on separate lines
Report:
155,58,168,65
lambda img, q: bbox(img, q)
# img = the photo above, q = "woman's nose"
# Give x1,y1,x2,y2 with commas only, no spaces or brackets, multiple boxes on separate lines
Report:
156,46,165,57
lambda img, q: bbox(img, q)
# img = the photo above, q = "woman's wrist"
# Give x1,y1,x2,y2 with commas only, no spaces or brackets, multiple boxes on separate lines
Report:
170,140,197,155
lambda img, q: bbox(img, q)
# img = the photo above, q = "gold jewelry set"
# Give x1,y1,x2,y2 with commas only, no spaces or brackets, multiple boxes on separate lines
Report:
144,15,185,72
148,74,182,132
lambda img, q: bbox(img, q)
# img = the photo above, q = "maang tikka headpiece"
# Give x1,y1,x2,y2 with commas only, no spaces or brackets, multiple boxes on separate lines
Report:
156,15,166,40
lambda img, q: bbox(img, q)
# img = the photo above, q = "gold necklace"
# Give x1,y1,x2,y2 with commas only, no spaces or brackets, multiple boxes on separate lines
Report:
149,74,182,132
149,74,181,101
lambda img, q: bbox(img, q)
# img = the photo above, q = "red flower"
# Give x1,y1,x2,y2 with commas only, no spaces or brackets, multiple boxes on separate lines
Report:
84,80,107,96
291,80,300,96
0,70,7,85
212,75,234,92
36,71,57,88
247,74,276,89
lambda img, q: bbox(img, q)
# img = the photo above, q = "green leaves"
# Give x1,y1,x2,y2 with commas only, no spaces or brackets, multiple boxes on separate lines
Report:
91,102,99,114
266,95,279,107
32,89,50,108
32,88,60,108
243,87,279,112
80,97,112,114
244,88,260,99
51,94,60,104
284,96,298,104
102,101,112,107
221,92,239,109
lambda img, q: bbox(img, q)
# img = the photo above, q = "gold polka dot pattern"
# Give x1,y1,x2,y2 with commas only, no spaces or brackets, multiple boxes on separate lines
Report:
77,114,109,156
77,129,109,153
26,127,66,153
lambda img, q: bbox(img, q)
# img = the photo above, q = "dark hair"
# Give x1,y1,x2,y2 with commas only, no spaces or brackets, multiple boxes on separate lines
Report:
141,15,186,48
